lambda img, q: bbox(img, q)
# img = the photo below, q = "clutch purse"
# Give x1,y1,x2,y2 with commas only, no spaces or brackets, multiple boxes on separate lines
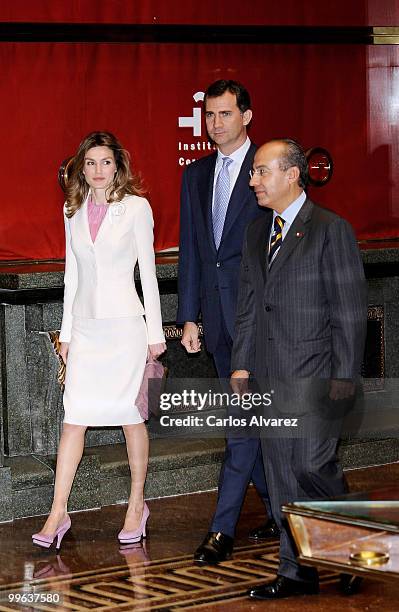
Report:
136,356,166,420
49,331,66,390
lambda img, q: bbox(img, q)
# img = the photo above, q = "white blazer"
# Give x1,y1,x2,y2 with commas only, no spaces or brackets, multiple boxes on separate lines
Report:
59,194,165,345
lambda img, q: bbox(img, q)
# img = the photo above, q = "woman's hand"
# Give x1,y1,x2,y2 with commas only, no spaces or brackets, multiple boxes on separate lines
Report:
148,342,166,360
59,342,70,364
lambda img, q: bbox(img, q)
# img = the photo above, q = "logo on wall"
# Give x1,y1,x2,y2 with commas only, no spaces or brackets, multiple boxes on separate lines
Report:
177,91,215,167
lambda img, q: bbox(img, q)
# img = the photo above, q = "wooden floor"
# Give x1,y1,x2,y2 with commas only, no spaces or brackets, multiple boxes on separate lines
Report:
0,463,398,611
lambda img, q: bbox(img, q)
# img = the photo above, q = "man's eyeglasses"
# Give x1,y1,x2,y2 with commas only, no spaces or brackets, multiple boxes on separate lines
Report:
249,168,268,179
249,165,294,179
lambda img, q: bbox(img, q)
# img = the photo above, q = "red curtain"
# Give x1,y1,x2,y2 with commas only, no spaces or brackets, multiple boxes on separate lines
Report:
0,0,380,26
0,40,398,259
0,0,398,26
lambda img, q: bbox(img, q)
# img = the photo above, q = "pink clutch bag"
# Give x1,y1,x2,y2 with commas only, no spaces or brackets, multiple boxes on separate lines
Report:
135,356,165,420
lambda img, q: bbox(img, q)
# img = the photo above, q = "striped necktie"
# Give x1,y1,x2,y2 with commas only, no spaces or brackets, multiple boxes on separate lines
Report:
268,215,285,264
213,156,233,249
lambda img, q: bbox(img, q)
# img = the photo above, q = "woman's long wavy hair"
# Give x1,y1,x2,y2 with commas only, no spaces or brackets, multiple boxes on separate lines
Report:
65,131,144,217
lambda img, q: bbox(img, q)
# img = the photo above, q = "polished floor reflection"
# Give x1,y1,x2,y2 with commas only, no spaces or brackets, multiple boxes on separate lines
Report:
0,462,398,610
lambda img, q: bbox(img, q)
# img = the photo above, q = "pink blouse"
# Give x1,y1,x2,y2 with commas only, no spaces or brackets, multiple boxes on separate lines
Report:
88,196,109,242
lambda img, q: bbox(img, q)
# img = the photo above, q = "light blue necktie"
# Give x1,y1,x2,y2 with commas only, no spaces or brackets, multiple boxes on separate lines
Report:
212,156,233,249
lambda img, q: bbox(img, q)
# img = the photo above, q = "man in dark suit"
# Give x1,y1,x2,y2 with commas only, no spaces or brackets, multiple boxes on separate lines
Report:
231,138,367,599
177,80,278,565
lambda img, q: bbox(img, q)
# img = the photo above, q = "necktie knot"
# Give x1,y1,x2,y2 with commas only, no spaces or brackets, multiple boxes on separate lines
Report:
222,156,233,169
273,215,284,234
269,215,285,264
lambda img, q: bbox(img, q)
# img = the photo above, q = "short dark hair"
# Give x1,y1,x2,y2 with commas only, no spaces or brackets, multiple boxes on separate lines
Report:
204,79,251,113
276,138,309,189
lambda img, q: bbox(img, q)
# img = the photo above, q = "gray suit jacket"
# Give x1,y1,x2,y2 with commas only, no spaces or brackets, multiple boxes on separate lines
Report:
231,198,367,382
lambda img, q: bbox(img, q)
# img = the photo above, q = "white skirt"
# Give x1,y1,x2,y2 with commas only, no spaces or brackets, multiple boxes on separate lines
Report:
63,316,147,426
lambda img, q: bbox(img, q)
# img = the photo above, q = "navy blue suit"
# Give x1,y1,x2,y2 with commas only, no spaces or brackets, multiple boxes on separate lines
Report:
177,143,272,537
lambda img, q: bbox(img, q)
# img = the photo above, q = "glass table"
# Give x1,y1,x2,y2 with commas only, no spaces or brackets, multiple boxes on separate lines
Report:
282,488,399,582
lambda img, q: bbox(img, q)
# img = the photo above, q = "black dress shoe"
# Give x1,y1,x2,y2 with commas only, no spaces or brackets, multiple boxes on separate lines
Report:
248,575,319,600
194,532,233,565
248,519,280,541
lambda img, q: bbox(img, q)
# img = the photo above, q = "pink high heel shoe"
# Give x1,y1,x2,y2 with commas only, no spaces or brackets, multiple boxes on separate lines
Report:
119,540,151,564
118,503,149,544
32,516,71,551
33,555,71,579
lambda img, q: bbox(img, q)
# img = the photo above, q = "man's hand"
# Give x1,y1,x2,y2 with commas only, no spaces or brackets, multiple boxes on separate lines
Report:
329,379,356,401
230,369,250,395
181,322,201,353
59,342,69,364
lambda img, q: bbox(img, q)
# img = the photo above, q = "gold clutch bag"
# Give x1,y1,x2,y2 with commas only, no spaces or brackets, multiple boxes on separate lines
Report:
48,331,66,389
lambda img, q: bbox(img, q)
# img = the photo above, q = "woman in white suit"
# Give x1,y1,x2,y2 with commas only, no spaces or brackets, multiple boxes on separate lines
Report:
32,132,166,549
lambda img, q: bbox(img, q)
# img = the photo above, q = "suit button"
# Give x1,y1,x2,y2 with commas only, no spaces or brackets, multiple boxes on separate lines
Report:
216,262,221,268
265,305,271,312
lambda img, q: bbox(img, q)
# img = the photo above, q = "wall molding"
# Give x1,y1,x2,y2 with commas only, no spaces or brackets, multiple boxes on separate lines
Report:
0,24,397,44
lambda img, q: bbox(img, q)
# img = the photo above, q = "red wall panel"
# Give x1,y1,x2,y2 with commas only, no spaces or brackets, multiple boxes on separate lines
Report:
0,0,398,26
0,42,398,260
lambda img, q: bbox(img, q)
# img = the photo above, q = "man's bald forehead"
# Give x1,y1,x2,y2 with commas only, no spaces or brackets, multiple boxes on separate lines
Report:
255,141,286,164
